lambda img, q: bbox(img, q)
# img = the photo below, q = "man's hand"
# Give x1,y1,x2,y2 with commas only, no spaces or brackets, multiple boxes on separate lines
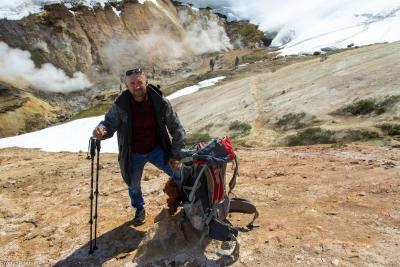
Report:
169,159,180,171
92,127,107,140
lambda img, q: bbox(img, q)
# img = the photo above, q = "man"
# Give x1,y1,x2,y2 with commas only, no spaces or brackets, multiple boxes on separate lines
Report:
92,68,185,226
234,56,239,70
209,58,215,71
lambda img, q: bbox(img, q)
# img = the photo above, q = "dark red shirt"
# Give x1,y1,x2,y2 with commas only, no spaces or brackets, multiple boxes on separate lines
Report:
131,95,158,154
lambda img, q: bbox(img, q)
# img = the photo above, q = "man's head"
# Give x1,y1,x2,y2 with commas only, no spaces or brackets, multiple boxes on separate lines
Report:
125,68,148,102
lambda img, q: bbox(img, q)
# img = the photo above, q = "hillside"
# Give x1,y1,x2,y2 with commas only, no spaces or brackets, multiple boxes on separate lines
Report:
174,42,400,148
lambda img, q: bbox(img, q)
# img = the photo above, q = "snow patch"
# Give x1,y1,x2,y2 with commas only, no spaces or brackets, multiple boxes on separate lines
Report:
0,0,158,20
0,76,226,153
166,76,226,100
138,0,159,6
111,6,121,17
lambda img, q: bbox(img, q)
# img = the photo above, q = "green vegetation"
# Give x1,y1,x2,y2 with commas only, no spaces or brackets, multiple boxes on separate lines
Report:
228,120,253,147
378,95,400,114
71,103,111,120
335,95,400,116
227,22,267,47
184,121,252,147
184,122,215,146
342,99,376,115
275,112,306,130
199,123,214,132
286,127,380,146
340,130,380,142
378,123,400,136
229,120,252,138
185,132,211,146
238,24,255,38
286,128,336,146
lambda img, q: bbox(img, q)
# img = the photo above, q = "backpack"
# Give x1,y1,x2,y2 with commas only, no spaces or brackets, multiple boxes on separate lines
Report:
179,136,259,264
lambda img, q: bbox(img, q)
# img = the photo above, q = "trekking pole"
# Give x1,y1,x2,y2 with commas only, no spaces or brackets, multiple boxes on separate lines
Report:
93,139,101,251
88,137,96,255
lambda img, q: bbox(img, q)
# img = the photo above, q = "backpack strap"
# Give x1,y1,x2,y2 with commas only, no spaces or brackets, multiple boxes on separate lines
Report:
227,154,239,195
229,197,259,230
188,165,207,203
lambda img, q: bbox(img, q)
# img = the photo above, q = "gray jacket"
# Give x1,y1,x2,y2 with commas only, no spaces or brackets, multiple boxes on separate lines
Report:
97,84,185,186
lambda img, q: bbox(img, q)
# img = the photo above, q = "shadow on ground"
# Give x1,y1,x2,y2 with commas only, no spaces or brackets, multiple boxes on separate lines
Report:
54,221,146,267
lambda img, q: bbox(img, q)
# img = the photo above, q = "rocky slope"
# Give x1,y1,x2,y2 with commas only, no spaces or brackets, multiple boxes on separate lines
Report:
0,0,267,138
0,0,263,80
0,82,58,137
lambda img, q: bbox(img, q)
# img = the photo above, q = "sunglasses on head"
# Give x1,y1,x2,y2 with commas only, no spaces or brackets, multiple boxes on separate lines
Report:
125,68,144,76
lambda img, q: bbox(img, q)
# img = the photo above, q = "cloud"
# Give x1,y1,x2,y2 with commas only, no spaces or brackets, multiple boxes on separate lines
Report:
0,42,92,93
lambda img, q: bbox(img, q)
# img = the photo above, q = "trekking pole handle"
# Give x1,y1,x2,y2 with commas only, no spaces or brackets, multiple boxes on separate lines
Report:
89,137,96,159
95,139,101,153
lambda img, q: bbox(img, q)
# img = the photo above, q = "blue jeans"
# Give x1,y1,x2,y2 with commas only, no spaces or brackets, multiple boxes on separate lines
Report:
128,146,181,208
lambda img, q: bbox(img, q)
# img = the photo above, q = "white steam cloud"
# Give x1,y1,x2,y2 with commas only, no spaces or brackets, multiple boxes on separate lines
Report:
178,8,233,54
104,5,232,73
0,42,92,93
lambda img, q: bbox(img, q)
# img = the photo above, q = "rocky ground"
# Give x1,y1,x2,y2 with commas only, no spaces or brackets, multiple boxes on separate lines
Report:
0,143,399,266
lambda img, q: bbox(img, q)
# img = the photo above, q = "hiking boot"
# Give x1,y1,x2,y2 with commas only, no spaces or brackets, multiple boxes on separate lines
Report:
132,207,146,226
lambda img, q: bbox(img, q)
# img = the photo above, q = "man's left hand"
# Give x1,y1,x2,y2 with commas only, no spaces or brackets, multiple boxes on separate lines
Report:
169,159,180,171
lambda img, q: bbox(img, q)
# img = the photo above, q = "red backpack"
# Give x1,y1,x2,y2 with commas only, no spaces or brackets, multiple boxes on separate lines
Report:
179,136,259,264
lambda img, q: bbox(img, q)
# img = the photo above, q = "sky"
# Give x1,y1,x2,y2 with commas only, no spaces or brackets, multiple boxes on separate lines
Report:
0,76,226,152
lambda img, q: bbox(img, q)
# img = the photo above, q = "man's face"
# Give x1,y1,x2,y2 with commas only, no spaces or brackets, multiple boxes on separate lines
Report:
126,74,148,101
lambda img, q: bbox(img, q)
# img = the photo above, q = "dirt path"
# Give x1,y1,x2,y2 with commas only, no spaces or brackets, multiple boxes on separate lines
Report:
248,76,278,146
1,144,399,266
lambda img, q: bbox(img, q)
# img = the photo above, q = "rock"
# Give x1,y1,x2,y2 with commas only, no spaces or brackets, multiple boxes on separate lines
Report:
294,254,304,262
325,211,338,216
332,258,340,266
321,47,334,52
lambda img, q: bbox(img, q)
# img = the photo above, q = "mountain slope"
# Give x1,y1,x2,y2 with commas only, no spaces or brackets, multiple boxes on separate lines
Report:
173,42,400,147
